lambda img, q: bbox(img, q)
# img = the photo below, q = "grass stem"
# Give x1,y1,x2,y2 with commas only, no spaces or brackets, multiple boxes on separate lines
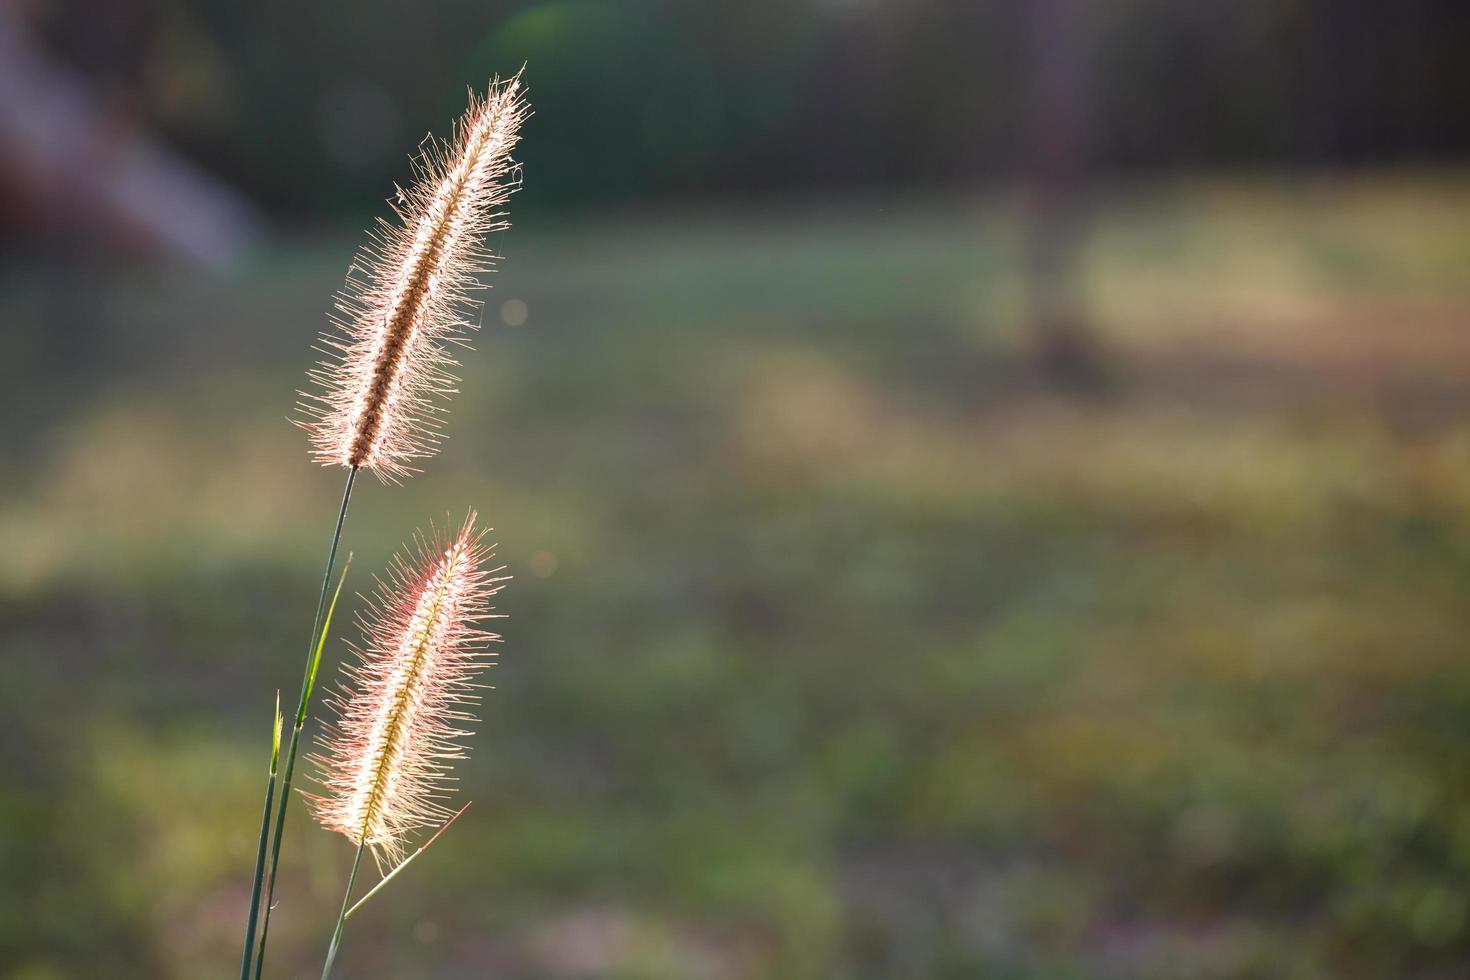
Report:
320,837,368,979
343,802,470,921
238,694,283,979
248,468,357,979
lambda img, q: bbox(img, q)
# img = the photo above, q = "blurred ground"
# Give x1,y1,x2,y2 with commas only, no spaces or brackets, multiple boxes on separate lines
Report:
3,174,1470,979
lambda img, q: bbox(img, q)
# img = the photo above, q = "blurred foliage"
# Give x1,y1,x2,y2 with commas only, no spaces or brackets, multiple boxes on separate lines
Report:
3,176,1470,977
30,0,1470,216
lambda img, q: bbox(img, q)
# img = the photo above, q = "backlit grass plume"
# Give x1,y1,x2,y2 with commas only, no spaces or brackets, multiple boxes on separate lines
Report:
308,513,505,866
299,74,528,483
242,75,530,980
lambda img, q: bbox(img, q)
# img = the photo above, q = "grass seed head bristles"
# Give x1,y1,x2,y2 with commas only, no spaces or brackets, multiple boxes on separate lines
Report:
307,512,507,865
298,75,529,483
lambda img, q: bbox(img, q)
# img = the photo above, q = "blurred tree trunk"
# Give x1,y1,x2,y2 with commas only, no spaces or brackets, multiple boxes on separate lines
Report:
1022,0,1107,391
0,3,260,269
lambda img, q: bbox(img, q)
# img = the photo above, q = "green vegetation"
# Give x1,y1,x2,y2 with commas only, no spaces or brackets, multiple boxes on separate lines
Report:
4,176,1470,978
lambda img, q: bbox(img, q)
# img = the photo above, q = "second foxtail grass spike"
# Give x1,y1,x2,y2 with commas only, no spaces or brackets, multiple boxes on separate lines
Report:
308,513,506,866
309,513,507,977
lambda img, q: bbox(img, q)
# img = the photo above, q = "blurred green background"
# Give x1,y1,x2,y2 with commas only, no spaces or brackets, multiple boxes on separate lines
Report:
4,2,1470,978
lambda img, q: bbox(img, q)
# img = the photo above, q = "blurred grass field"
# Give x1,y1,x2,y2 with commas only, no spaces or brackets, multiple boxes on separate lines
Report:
4,174,1470,979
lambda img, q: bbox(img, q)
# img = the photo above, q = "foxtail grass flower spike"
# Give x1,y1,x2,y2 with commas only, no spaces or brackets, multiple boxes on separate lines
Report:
307,513,505,865
299,75,529,483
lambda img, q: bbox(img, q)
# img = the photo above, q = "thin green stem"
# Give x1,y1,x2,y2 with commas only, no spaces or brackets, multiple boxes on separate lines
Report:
239,775,278,979
320,837,368,980
345,803,470,920
302,469,358,727
238,694,282,980
249,467,358,980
